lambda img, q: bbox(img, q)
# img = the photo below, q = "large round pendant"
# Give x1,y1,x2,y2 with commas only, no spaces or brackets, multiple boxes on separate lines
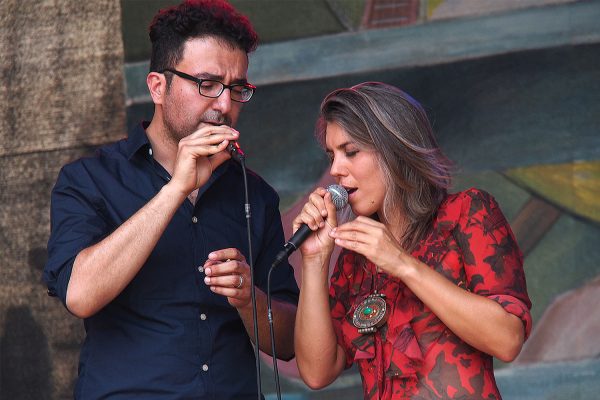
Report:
352,293,388,334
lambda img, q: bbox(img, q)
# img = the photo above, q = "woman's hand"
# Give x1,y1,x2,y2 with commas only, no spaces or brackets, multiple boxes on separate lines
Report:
329,216,408,277
294,190,347,389
292,187,338,265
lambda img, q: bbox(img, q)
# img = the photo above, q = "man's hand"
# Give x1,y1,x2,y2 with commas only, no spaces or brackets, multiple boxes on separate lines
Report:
203,248,251,309
170,126,239,197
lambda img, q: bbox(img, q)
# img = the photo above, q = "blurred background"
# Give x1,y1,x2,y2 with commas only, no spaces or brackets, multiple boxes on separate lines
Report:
1,0,599,399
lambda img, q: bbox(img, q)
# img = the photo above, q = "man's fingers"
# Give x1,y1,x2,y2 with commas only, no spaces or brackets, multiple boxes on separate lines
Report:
197,126,238,142
207,248,245,262
206,150,231,171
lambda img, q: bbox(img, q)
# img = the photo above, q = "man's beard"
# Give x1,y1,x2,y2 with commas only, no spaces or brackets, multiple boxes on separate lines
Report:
163,109,233,145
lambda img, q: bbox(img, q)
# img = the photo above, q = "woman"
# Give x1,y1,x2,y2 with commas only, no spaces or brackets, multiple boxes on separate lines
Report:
294,82,531,399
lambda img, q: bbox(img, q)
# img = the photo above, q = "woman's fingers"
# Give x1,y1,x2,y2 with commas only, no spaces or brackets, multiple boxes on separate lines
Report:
330,217,404,270
293,187,331,232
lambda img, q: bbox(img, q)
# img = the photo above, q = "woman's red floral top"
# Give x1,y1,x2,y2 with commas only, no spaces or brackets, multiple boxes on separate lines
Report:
329,189,532,399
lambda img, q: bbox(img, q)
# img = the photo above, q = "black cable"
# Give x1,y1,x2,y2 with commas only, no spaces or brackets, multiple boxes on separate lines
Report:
237,156,262,400
267,262,282,400
265,184,348,400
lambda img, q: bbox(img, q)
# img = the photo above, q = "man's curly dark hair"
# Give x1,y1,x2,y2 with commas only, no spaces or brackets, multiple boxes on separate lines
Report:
148,0,258,74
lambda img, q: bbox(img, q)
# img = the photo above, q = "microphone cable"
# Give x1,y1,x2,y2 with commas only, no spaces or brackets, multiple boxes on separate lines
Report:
229,143,262,400
266,184,348,400
266,263,282,400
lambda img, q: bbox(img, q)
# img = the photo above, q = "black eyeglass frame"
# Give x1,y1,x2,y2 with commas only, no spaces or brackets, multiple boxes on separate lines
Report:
160,68,256,103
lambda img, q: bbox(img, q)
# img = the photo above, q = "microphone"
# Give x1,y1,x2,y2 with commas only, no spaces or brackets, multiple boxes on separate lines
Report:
228,141,245,162
272,184,348,267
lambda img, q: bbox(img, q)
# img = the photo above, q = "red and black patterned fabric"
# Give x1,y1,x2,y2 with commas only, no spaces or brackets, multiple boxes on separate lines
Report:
329,189,532,399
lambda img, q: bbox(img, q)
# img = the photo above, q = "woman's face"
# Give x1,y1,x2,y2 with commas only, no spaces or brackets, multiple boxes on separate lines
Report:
325,122,387,218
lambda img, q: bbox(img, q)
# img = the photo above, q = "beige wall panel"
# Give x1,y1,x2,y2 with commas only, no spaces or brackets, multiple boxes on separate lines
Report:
0,0,125,397
0,0,125,157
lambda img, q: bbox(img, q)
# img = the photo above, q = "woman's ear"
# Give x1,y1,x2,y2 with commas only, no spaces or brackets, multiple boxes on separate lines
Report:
147,72,166,105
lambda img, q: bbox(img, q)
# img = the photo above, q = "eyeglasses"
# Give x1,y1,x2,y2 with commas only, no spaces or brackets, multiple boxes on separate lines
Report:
160,68,256,103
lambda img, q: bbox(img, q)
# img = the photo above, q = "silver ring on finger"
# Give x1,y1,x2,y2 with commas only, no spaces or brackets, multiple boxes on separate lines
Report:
235,274,244,289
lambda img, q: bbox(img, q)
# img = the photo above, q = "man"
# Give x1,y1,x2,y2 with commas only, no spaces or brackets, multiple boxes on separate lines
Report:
43,1,299,398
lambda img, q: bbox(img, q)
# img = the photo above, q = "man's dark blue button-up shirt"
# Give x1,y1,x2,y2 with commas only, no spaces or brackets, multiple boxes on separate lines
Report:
43,123,299,399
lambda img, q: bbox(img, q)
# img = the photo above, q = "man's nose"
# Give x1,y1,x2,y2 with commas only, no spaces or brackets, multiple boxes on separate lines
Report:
212,88,232,115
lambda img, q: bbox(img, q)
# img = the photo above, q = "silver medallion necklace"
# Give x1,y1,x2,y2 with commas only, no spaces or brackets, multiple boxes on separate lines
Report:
352,265,389,334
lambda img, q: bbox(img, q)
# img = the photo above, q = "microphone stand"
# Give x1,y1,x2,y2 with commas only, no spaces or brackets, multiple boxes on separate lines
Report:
230,144,262,400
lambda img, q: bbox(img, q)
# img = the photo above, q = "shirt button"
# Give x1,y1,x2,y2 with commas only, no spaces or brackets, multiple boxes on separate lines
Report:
202,364,209,372
197,266,204,273
200,313,207,321
148,148,153,156
192,216,198,223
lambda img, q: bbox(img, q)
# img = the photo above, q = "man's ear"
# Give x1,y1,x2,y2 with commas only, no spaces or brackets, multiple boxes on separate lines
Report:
147,72,166,105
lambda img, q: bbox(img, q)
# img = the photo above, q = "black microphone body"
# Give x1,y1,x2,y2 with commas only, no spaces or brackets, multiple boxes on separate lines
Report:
228,141,245,162
272,184,348,267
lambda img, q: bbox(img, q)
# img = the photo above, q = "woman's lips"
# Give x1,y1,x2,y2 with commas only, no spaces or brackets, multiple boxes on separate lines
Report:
345,187,357,199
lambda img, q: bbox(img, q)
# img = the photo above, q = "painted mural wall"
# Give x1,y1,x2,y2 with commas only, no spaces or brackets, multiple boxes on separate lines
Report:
0,0,597,398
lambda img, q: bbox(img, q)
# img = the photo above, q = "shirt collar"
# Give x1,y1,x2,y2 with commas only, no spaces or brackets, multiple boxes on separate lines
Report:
125,121,152,160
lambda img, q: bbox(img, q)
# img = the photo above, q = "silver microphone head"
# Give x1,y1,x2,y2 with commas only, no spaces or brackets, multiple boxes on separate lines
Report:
327,184,348,210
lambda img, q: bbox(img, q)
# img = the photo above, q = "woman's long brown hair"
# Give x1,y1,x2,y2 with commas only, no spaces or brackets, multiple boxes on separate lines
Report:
315,82,453,251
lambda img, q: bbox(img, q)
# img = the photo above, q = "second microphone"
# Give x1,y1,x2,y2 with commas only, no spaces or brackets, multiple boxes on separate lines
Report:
272,184,348,267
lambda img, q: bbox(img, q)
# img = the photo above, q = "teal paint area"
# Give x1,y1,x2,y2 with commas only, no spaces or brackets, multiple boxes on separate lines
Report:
451,171,531,222
125,43,600,210
524,214,600,324
120,0,356,63
496,359,600,400
242,42,600,201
